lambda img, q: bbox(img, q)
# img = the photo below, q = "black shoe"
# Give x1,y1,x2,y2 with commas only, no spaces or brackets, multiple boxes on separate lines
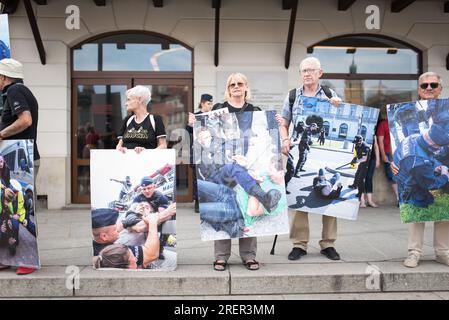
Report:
288,247,307,260
320,247,340,260
248,185,282,213
286,190,291,195
348,184,356,189
299,169,306,172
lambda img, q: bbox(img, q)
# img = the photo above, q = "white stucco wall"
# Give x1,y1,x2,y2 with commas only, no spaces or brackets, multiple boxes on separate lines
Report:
7,0,448,208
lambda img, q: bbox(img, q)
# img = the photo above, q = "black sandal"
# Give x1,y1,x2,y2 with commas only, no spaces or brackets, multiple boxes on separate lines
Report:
213,260,227,271
243,260,259,271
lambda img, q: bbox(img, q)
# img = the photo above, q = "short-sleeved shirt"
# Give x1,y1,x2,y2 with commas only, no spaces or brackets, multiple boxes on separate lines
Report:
133,191,169,210
281,85,338,137
1,81,40,160
376,119,392,154
118,114,166,149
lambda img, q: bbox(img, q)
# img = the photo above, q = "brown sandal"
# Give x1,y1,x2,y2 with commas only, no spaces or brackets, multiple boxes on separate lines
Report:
213,260,227,271
243,260,259,271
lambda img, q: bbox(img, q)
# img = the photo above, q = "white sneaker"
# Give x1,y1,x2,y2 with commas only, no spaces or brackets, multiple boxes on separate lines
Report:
436,251,449,266
404,251,420,268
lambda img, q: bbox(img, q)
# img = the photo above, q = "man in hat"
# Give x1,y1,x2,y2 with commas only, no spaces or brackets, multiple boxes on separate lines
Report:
92,208,120,256
0,58,40,275
187,94,214,212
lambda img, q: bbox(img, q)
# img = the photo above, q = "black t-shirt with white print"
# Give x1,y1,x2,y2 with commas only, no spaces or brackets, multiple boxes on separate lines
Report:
118,114,166,149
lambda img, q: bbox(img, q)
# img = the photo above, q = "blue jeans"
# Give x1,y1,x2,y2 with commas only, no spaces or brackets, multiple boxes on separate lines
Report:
198,180,242,224
209,163,257,193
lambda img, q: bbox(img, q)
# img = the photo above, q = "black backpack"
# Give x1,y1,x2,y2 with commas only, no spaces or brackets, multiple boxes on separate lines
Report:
288,85,333,114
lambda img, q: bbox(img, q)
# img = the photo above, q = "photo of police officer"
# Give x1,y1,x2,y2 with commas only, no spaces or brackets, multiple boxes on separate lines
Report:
0,140,38,269
90,149,176,270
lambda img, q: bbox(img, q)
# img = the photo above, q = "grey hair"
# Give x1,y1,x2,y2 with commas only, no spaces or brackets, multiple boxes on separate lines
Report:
300,57,322,71
419,72,443,84
126,85,152,106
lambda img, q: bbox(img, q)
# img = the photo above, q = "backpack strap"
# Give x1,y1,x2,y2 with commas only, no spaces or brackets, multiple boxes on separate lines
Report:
126,115,135,127
149,114,156,132
288,88,297,115
126,114,156,132
321,85,333,99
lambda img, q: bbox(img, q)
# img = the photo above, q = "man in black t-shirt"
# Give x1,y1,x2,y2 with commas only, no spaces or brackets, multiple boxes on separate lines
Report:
0,58,40,275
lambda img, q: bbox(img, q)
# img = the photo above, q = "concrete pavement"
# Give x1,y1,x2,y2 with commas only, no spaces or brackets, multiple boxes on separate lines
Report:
0,203,448,298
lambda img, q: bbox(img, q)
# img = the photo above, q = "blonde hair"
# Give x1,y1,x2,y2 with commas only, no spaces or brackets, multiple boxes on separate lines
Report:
126,85,152,106
94,244,131,269
224,73,251,102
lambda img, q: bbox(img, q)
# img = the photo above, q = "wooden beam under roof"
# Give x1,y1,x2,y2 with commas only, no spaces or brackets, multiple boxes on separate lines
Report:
93,0,106,6
23,0,46,65
153,0,163,7
391,0,416,12
285,0,298,69
212,0,221,67
338,0,356,11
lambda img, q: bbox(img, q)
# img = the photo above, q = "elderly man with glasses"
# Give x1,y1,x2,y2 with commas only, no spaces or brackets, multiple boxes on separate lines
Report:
395,72,449,268
279,57,343,262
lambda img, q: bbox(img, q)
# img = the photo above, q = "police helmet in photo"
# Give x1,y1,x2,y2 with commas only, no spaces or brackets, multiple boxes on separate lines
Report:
140,176,155,187
92,208,119,229
352,135,363,144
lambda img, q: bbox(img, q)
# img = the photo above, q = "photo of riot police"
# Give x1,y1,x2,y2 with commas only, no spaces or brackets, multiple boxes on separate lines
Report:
285,96,379,220
0,140,39,269
90,149,176,270
387,98,449,223
193,110,289,241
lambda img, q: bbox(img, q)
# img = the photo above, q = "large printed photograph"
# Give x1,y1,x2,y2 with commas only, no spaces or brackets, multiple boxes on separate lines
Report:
194,110,289,241
0,140,38,268
387,98,449,223
286,96,379,220
90,149,176,270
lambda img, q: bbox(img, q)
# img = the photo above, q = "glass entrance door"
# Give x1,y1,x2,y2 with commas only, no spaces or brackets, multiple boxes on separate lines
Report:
134,78,193,202
72,79,131,203
72,78,193,204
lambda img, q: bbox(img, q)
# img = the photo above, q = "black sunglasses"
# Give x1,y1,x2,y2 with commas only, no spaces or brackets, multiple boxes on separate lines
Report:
420,82,440,90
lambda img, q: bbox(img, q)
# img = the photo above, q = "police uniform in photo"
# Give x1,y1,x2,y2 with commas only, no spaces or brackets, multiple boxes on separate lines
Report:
294,123,317,176
351,135,371,197
394,124,449,208
393,102,424,138
133,177,171,260
92,208,146,267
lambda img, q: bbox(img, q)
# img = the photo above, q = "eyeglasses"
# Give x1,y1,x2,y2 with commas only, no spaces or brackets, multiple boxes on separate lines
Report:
301,68,319,74
420,82,440,90
228,82,245,88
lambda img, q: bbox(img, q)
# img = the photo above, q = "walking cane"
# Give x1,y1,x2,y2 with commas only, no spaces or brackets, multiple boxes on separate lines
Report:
270,235,278,255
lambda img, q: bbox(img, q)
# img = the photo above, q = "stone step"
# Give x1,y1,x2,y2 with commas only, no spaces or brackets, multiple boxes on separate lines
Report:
0,262,448,298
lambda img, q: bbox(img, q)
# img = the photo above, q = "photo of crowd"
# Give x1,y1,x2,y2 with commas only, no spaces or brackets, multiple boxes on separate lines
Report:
194,109,289,241
90,149,176,270
388,98,449,223
0,140,38,268
286,96,379,220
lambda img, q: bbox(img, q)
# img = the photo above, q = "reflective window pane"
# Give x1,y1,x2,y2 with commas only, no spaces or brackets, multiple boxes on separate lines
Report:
76,84,128,158
321,79,419,107
77,166,90,197
73,34,192,72
312,47,418,74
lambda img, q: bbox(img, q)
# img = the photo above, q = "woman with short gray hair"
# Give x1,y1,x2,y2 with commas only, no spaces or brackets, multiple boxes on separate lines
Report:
116,85,167,153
